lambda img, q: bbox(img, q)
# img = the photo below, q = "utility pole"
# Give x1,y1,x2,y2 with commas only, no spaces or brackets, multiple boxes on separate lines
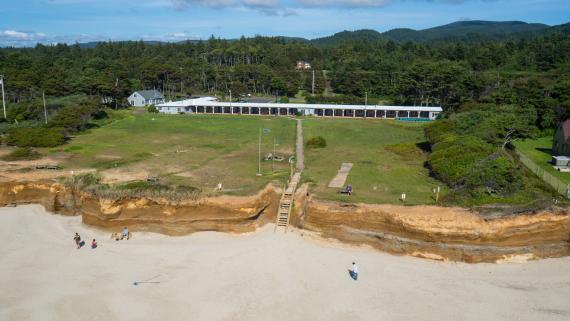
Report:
229,89,232,114
0,75,6,119
115,77,118,109
42,91,48,124
364,91,368,118
272,137,276,173
311,69,315,95
179,67,184,96
257,128,262,176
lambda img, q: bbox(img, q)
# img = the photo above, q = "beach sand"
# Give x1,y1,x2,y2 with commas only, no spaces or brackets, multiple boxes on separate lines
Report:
1,205,570,321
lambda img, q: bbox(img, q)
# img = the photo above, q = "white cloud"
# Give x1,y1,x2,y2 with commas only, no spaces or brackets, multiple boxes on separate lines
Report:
296,0,390,7
142,31,203,41
0,30,47,42
171,0,489,12
172,0,280,10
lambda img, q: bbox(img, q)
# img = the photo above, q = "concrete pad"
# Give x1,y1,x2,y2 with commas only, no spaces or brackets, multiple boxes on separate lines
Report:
328,163,353,188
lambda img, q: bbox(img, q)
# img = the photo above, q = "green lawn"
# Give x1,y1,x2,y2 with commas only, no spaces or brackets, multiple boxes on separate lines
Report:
514,136,570,185
53,113,296,195
302,118,445,205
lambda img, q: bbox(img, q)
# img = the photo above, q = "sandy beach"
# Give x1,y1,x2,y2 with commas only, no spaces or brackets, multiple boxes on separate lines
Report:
1,205,570,321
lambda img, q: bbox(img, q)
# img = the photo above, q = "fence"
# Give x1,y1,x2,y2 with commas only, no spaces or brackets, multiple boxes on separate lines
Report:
516,150,570,198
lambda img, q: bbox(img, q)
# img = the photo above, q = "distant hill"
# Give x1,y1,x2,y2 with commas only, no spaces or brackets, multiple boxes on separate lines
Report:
398,20,549,42
310,20,562,45
310,29,383,46
71,20,568,49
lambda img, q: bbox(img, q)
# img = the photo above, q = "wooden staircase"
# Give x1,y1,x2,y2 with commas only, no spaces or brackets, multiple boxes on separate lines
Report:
275,172,301,232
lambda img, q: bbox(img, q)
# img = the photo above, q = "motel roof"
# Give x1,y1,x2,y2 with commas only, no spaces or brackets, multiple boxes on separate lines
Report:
157,97,443,112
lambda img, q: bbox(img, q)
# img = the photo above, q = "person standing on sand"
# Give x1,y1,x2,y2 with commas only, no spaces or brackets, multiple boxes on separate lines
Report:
91,239,97,249
74,233,81,249
121,227,129,240
351,262,359,280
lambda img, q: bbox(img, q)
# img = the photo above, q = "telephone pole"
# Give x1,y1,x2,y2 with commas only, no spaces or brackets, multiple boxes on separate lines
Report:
272,137,276,173
364,91,368,118
257,128,262,176
311,70,315,95
229,89,232,114
1,75,6,119
42,91,48,124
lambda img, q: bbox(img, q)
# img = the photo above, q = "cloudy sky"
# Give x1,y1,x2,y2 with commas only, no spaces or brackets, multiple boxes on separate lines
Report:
0,0,568,46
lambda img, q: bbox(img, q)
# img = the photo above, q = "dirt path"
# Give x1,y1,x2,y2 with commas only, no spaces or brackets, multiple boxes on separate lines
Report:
296,119,304,171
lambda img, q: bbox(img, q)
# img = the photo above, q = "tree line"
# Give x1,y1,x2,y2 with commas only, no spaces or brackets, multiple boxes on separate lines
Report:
0,33,568,119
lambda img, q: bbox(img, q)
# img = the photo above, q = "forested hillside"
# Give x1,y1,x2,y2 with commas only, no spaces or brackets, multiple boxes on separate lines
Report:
1,23,568,115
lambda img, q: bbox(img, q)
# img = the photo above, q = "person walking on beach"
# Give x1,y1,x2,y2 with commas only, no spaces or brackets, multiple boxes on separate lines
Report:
74,233,82,249
351,262,359,281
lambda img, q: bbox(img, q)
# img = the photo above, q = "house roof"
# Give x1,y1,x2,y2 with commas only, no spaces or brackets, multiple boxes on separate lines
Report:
134,90,164,100
157,97,443,112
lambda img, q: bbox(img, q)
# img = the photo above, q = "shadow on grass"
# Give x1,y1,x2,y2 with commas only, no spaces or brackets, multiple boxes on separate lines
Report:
416,141,431,153
535,147,552,156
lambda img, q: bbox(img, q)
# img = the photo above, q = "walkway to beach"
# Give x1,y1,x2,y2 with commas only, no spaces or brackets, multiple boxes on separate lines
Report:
276,119,304,231
295,119,304,171
2,205,570,321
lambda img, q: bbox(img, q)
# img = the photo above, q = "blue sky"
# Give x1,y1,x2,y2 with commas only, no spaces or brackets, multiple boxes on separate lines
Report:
0,0,568,46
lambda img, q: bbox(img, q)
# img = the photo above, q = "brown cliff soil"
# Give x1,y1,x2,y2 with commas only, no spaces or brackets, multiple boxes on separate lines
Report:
0,181,279,235
291,185,570,263
1,180,570,263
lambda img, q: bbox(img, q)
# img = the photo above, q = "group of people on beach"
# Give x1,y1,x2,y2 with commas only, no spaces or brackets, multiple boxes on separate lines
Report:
73,233,96,249
73,227,130,249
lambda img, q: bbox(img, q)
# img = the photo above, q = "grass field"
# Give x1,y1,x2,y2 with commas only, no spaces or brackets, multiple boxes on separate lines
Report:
53,113,296,195
302,118,444,205
514,136,570,185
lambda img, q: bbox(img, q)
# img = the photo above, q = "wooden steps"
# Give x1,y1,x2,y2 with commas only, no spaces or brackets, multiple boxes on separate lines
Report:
275,172,301,232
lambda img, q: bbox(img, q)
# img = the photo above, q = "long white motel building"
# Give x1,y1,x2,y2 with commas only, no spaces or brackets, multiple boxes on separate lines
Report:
156,97,442,120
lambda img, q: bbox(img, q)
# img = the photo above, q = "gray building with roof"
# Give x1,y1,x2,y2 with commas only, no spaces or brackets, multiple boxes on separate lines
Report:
128,90,165,107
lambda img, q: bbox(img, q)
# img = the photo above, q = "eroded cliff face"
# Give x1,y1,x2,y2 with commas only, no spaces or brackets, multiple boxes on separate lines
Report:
2,181,570,263
0,181,279,235
292,186,570,263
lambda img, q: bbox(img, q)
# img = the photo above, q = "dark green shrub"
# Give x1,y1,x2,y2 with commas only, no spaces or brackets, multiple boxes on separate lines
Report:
464,152,523,196
48,100,101,132
2,147,41,161
147,105,158,113
6,127,66,147
425,119,456,145
306,136,327,148
429,136,495,185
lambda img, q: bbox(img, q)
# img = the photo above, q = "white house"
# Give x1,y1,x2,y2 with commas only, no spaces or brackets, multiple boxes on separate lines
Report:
157,96,219,114
128,90,165,107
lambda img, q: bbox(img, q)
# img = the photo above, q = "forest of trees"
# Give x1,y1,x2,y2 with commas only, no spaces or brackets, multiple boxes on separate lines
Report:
0,31,568,121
